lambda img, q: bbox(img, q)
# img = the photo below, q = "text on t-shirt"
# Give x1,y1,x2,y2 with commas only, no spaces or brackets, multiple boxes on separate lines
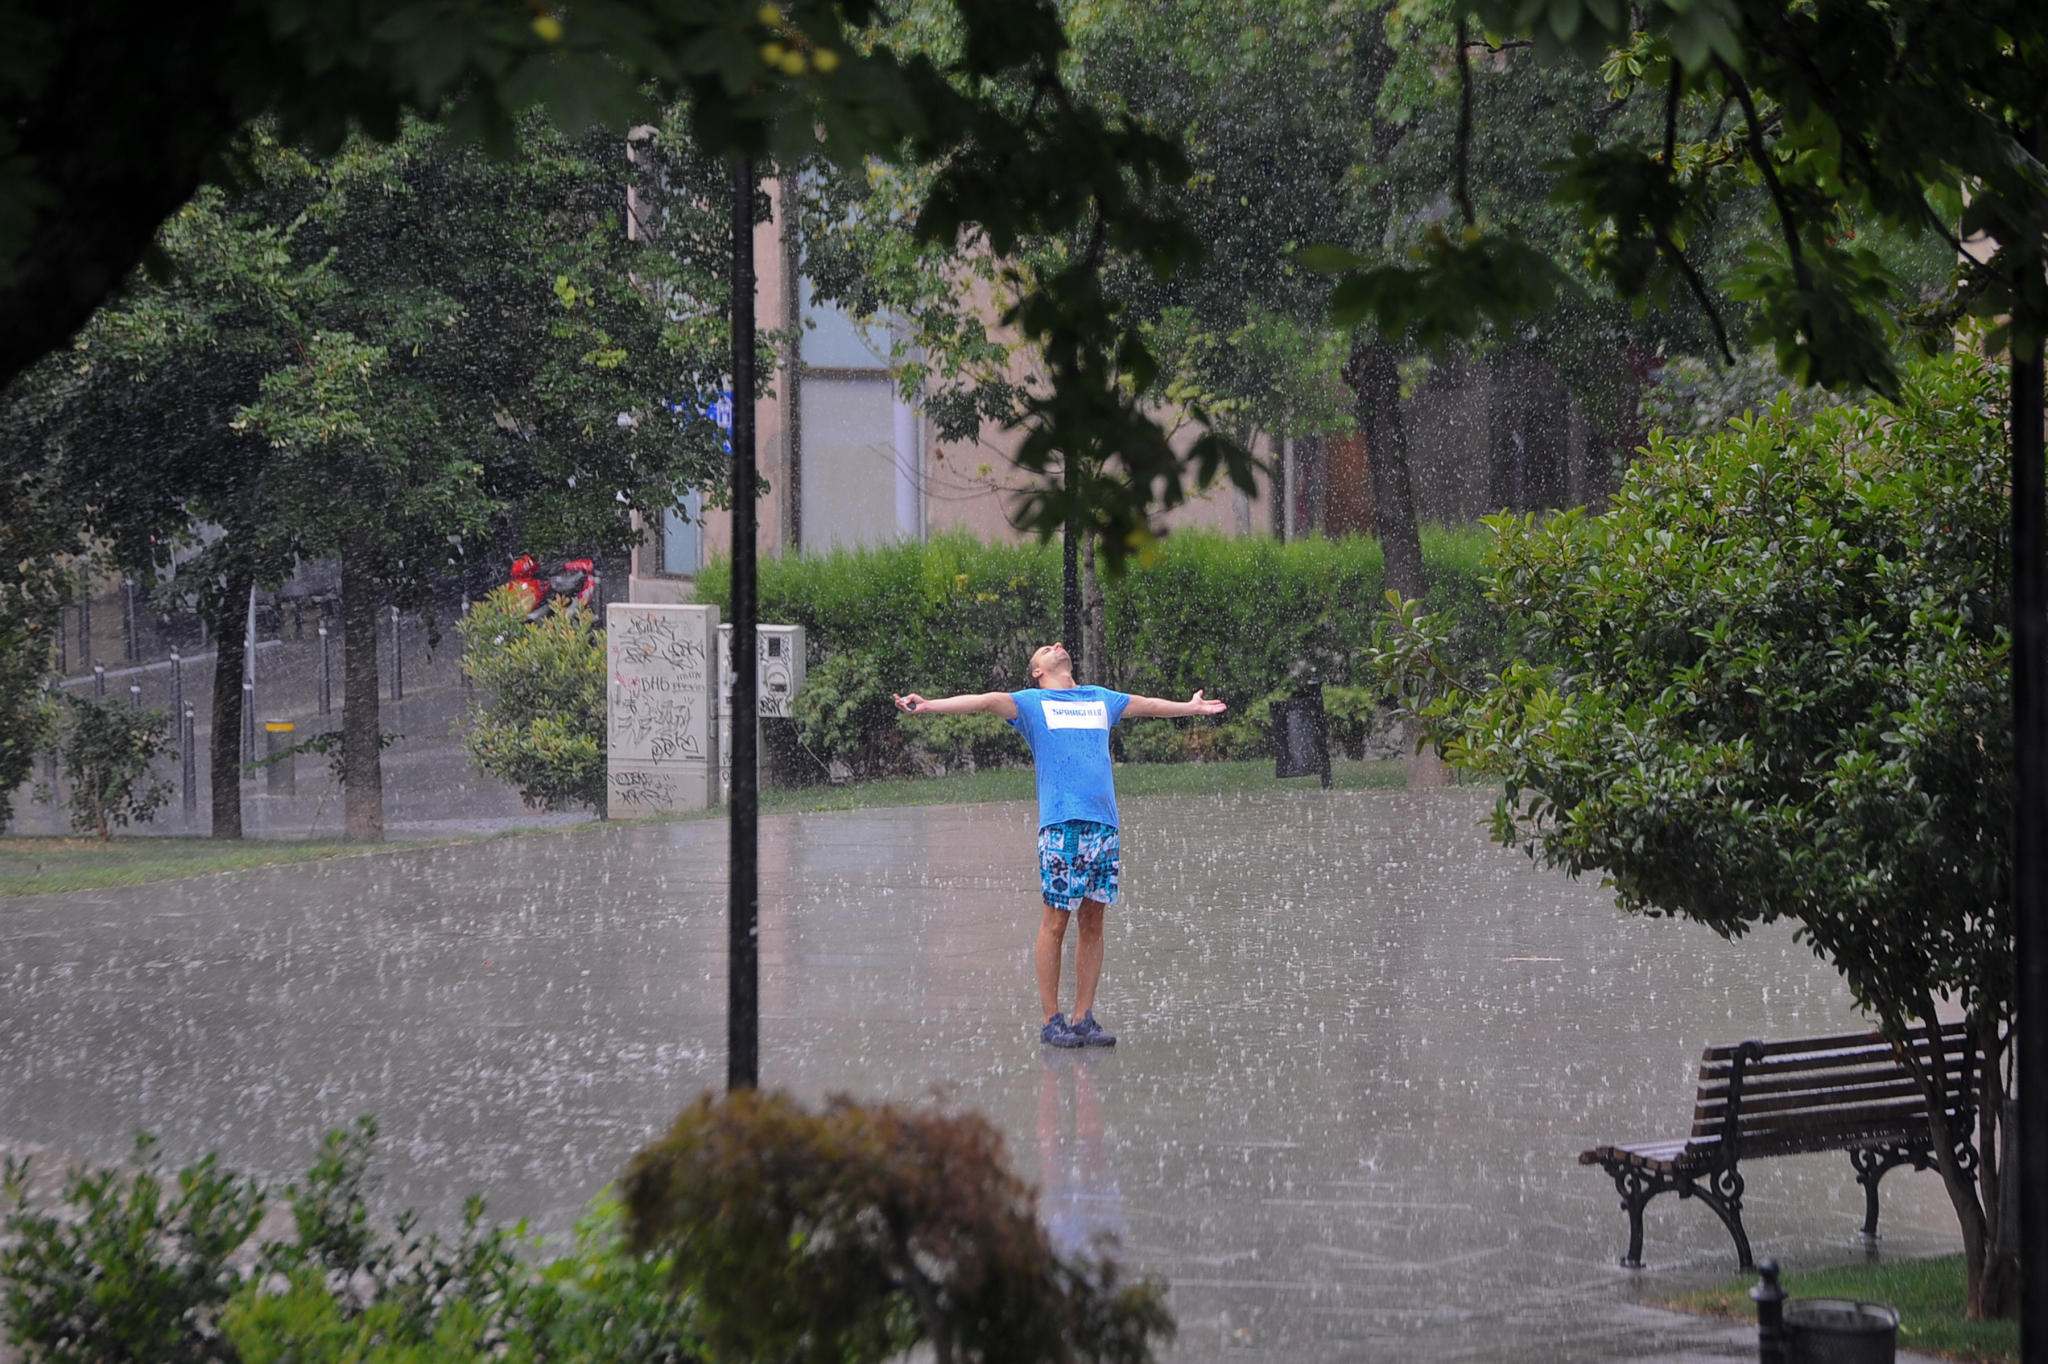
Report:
1042,699,1109,730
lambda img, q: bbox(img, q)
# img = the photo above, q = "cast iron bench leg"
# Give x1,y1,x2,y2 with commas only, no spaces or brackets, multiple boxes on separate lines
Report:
1683,1167,1755,1271
1606,1163,1664,1268
1849,1143,1930,1242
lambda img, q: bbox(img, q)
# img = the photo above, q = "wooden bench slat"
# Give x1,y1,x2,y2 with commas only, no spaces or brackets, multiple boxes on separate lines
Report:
1736,1097,1941,1122
1700,1023,1968,1062
1700,1040,1970,1083
1695,1078,1930,1122
1696,1063,1965,1104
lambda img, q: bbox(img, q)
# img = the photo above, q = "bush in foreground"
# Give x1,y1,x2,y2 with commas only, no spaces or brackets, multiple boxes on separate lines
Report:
1,1121,699,1364
624,1089,1172,1364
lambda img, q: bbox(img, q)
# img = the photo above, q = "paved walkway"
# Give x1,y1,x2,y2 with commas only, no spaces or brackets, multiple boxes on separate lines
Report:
0,789,1960,1362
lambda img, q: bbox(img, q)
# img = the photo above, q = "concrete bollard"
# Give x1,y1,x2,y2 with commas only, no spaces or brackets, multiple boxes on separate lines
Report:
265,721,296,794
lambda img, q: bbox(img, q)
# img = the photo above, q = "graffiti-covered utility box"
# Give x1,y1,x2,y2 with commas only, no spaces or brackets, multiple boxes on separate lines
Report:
718,623,806,802
606,603,719,818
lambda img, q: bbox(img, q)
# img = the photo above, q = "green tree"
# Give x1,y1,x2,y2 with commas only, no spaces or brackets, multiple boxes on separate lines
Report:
1374,357,2015,1312
0,459,66,832
1313,0,2048,1319
0,1,1258,559
4,115,731,842
57,693,176,841
456,590,608,816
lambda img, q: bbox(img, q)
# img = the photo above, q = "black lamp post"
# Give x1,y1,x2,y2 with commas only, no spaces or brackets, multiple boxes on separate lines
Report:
728,153,760,1093
2014,346,2046,1360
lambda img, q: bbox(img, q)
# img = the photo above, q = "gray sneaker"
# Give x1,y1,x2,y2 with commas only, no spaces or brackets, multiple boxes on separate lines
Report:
1041,1013,1084,1048
1071,1011,1116,1047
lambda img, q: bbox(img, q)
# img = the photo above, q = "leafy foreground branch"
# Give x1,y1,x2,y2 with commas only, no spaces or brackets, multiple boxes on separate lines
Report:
1372,354,2016,1317
1,1121,698,1364
624,1090,1173,1364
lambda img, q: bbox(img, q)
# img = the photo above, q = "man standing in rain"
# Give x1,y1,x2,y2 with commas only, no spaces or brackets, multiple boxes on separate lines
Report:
894,643,1226,1048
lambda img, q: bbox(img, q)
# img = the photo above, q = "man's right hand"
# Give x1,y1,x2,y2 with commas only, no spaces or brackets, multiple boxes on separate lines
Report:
892,693,926,713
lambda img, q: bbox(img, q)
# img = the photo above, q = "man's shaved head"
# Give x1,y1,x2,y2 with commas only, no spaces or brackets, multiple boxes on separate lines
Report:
1029,642,1071,684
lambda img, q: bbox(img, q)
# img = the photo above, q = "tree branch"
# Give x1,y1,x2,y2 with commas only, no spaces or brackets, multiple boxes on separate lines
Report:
1662,65,1682,169
1455,19,1477,228
1655,225,1736,363
1717,58,1813,295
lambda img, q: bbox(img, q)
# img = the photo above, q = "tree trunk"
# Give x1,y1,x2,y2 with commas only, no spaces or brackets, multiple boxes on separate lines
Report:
1899,1009,2010,1320
1344,334,1426,603
1062,515,1083,671
1081,530,1106,687
1970,1026,2021,1317
207,573,249,840
341,537,384,843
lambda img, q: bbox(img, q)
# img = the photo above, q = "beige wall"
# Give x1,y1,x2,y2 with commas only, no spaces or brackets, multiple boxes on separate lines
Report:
634,178,1278,604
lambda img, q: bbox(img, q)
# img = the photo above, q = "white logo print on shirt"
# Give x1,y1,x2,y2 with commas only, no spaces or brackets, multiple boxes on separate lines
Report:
1043,699,1109,730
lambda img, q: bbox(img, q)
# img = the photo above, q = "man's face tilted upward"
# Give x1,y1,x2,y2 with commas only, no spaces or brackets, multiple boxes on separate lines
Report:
1029,643,1074,687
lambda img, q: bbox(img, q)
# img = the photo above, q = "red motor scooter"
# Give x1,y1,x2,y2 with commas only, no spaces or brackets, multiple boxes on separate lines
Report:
508,555,599,621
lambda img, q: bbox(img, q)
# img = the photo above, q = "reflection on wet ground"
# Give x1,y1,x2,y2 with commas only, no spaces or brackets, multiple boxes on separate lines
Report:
0,789,1957,1362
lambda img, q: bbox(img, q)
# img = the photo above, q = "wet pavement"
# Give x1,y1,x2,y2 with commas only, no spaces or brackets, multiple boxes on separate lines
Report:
0,789,1960,1362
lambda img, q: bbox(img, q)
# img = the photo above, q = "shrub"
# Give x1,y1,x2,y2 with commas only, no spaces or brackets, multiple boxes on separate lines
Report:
701,530,1493,774
623,1090,1173,1364
58,694,174,840
0,1136,261,1364
902,712,1028,774
457,589,607,814
1,1120,704,1364
790,651,903,777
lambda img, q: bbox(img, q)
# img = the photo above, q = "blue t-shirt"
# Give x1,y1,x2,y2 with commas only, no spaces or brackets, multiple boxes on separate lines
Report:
1009,686,1132,829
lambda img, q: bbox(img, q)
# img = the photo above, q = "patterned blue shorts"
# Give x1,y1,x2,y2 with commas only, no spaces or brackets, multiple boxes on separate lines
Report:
1038,819,1120,912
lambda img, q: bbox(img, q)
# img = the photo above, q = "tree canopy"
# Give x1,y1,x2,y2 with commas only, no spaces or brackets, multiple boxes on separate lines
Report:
0,0,1259,558
1375,354,2015,1313
1,114,734,838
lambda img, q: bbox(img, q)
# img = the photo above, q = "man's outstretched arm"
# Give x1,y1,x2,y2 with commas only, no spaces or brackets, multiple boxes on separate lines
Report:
1123,690,1228,719
893,690,1020,720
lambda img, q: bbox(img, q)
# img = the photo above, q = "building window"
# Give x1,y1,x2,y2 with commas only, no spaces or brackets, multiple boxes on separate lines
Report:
663,490,704,576
799,291,923,551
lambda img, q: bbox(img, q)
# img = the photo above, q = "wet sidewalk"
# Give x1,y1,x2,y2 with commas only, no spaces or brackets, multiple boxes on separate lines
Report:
0,789,1959,1362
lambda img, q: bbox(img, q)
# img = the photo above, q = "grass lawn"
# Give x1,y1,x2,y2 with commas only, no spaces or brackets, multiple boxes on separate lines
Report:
1664,1255,2014,1363
1,758,1410,896
0,836,427,898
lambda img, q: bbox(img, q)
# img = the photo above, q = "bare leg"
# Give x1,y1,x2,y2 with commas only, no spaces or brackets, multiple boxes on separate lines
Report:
1036,902,1071,1023
1072,899,1106,1021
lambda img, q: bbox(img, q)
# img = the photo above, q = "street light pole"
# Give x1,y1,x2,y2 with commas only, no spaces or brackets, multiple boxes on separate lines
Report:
2013,345,2046,1362
728,152,760,1094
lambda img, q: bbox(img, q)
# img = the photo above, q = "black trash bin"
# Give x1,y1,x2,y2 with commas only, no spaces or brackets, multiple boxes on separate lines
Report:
1272,681,1331,788
1784,1299,1899,1364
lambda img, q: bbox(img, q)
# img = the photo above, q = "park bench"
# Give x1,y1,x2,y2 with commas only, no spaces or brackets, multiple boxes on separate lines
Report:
1578,1023,1978,1269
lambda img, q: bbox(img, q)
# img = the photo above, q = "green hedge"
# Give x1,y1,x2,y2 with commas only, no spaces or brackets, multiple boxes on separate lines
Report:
698,528,1495,774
